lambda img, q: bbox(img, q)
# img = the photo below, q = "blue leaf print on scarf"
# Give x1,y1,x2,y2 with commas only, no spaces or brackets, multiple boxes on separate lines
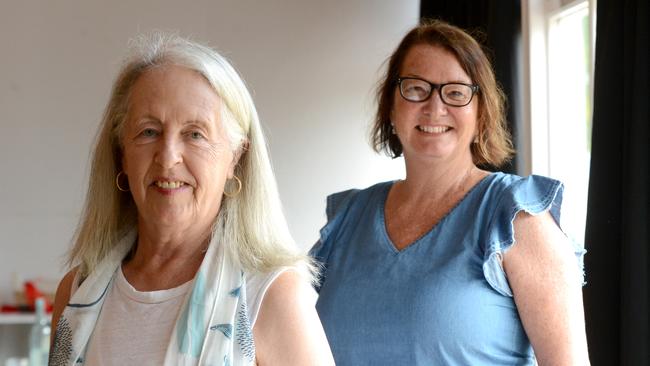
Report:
229,286,241,298
210,323,233,339
177,271,206,357
235,298,255,361
49,315,73,366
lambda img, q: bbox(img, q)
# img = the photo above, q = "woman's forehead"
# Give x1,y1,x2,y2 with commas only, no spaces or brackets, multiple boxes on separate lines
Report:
127,65,221,119
400,44,470,83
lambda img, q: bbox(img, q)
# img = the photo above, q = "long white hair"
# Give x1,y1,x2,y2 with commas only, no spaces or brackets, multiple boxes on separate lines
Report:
69,32,314,280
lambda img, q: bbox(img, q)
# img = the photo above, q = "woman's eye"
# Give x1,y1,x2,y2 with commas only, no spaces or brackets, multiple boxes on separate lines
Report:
445,89,468,101
141,128,158,137
403,83,430,98
189,131,204,140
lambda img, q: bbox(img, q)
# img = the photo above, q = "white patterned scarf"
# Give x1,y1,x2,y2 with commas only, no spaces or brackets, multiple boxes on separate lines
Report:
49,229,255,366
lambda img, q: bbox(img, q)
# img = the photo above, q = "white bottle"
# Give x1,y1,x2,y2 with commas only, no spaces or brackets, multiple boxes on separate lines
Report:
28,298,51,366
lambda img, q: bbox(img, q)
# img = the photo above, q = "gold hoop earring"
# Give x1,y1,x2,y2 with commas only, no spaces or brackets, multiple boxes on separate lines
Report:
224,175,242,197
116,171,130,192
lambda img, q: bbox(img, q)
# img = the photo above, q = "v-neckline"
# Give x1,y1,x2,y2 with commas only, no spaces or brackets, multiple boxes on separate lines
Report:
379,173,496,254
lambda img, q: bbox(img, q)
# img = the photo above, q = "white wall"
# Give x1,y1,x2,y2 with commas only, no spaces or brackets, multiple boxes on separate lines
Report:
0,1,418,306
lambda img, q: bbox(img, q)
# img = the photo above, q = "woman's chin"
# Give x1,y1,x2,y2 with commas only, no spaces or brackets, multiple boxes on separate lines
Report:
404,141,473,163
405,147,454,161
140,210,194,230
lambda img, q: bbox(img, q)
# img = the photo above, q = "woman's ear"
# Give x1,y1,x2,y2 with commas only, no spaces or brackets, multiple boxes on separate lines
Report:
121,152,127,172
228,138,249,179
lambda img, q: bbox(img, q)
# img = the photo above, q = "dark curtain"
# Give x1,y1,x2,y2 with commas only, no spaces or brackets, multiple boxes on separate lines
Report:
583,0,649,365
420,0,521,174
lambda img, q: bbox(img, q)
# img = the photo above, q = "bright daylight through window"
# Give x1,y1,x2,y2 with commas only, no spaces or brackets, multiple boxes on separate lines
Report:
526,0,596,245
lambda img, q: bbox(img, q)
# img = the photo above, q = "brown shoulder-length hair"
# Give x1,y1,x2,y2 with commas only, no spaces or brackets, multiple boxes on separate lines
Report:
371,19,513,167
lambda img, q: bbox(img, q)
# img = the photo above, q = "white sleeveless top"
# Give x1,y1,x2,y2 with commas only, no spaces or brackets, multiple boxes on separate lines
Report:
84,267,288,365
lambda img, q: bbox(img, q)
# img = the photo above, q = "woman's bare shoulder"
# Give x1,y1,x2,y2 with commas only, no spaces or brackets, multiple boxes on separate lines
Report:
253,270,334,365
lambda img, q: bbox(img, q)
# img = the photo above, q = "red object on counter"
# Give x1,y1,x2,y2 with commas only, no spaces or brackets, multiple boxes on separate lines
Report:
0,281,54,313
24,281,54,313
1,304,21,313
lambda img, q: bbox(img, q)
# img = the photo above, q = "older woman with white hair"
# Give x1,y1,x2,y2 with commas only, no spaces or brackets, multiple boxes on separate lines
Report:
49,33,334,366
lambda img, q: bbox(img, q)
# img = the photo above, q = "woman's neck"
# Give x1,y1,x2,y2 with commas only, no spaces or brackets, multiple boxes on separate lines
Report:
122,220,211,291
136,220,210,258
399,154,483,205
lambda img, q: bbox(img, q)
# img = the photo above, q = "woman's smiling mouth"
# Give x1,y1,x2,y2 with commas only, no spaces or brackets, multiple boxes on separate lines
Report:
417,125,451,134
154,180,186,189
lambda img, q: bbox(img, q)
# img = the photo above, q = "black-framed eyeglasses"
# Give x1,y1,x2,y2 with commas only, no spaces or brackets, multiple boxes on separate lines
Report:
397,77,479,107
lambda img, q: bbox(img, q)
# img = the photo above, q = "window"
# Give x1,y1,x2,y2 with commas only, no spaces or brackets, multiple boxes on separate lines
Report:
523,0,596,245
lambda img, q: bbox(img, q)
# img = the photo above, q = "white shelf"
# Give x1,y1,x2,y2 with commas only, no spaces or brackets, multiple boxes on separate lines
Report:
0,314,40,324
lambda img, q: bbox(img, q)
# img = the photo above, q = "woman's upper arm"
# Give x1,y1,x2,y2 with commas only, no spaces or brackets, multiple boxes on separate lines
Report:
50,268,77,345
503,210,589,366
253,270,334,366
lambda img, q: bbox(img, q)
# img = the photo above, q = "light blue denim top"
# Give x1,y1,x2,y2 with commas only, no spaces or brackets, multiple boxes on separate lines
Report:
311,172,586,366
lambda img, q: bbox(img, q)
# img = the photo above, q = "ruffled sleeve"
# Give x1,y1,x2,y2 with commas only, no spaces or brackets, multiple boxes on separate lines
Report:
309,189,360,292
482,175,587,297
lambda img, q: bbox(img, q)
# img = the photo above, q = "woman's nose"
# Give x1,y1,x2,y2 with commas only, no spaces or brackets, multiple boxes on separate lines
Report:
154,136,183,168
422,88,448,115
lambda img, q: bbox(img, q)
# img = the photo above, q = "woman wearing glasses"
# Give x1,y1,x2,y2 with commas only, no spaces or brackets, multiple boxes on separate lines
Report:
311,20,589,365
